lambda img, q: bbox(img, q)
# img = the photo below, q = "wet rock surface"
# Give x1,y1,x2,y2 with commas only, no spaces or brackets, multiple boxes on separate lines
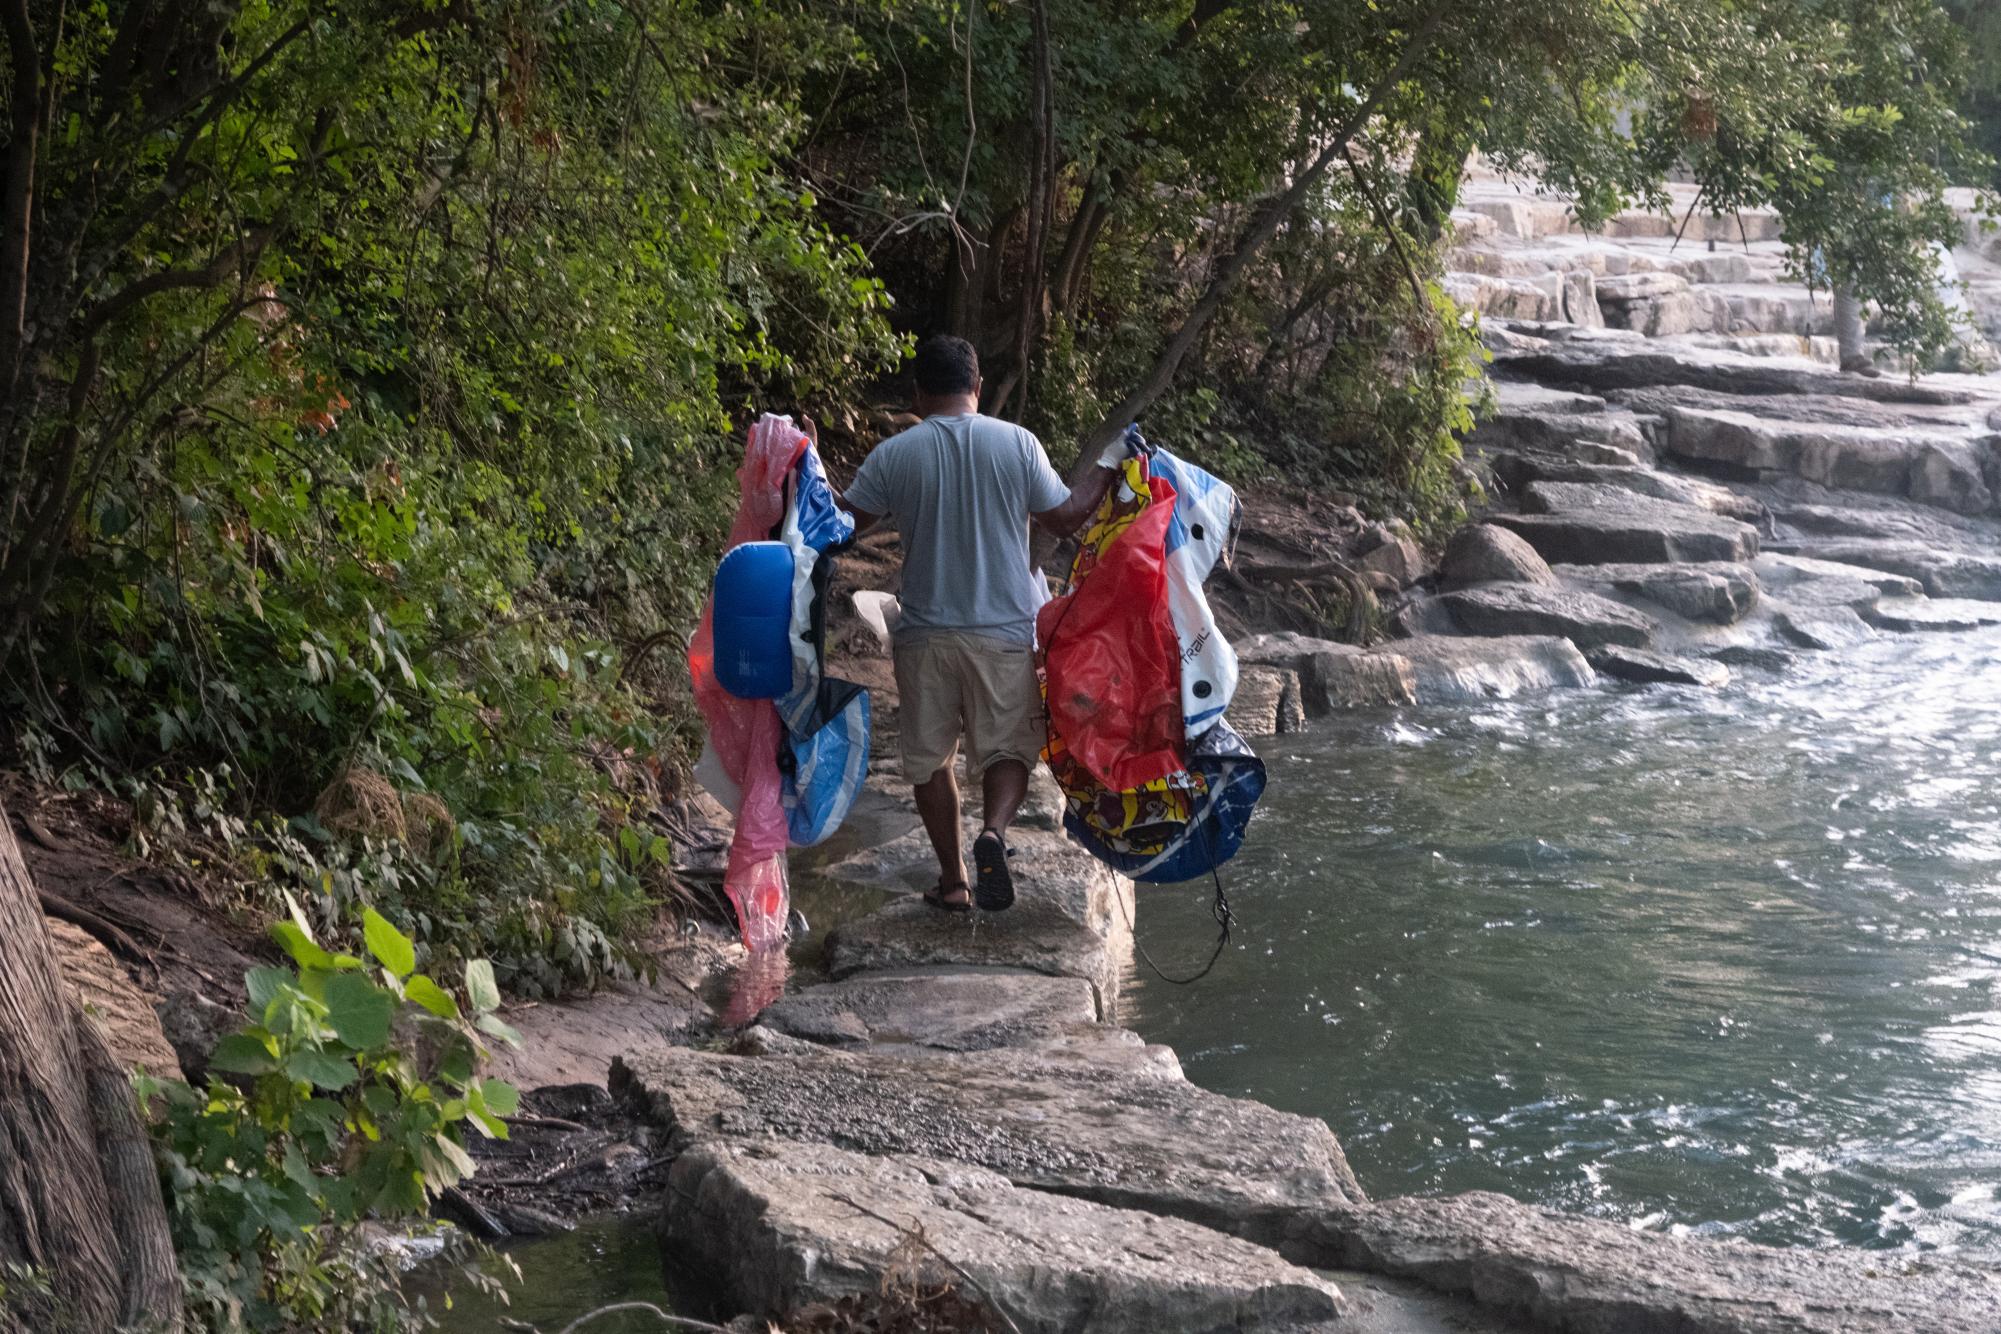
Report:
1438,581,1656,649
618,1043,1367,1243
666,1138,1345,1333
1492,482,1762,566
1586,645,1731,688
1371,634,1597,702
1296,1191,2001,1334
756,967,1097,1054
1554,561,1758,625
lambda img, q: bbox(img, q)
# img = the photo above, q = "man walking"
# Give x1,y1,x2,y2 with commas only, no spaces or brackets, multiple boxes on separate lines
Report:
821,335,1121,911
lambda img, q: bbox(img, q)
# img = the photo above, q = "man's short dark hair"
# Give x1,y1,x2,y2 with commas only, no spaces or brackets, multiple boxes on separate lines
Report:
913,334,979,396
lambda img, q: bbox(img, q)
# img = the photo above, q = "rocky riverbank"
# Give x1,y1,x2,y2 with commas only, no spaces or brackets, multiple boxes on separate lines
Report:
580,170,2001,1332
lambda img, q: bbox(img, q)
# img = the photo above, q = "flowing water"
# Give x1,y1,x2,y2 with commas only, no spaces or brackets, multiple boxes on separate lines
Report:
1128,629,2001,1255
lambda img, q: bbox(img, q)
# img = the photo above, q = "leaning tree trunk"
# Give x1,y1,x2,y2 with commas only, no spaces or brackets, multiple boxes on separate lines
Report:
0,803,180,1332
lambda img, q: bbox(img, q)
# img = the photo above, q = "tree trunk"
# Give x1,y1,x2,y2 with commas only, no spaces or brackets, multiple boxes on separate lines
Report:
0,804,181,1331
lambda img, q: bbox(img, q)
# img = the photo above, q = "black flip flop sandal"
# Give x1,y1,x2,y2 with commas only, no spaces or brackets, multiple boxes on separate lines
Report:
972,830,1015,912
923,880,972,913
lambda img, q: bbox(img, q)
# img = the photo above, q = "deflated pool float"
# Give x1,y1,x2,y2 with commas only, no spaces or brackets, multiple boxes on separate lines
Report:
1038,425,1265,886
689,414,870,950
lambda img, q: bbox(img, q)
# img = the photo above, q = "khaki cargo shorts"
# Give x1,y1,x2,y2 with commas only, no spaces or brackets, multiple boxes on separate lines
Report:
893,631,1045,783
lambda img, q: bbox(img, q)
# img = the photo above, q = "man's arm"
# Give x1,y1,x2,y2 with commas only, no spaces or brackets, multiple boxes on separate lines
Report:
1031,434,1130,537
1032,466,1118,538
804,414,882,533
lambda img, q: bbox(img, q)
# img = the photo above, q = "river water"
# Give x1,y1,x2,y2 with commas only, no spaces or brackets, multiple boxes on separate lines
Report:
1127,628,2001,1255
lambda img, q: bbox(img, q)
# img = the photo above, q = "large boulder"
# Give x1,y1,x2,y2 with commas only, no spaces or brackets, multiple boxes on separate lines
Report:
1911,440,1996,514
663,1138,1345,1333
1774,605,1877,650
1294,1191,2001,1334
1493,482,1760,565
1239,633,1418,711
1355,527,1432,587
1437,582,1655,649
614,1044,1368,1243
1553,561,1759,625
1230,664,1306,736
1440,524,1555,589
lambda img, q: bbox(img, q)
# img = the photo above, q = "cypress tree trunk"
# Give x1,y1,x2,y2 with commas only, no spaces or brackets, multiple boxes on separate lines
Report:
0,803,180,1331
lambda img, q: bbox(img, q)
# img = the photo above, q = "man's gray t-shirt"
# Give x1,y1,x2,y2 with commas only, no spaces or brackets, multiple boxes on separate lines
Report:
844,413,1070,645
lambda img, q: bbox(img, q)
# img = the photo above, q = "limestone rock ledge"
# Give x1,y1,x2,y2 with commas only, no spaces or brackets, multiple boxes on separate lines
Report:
666,1137,1345,1333
614,1042,1367,1247
1293,1191,2001,1334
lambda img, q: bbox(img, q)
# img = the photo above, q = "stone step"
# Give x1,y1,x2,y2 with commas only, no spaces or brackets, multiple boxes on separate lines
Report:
817,826,1132,1016
1768,540,2001,600
1435,582,1655,649
665,1137,1346,1333
1661,406,1996,515
613,1042,1367,1246
1492,481,1761,565
1292,1191,2001,1334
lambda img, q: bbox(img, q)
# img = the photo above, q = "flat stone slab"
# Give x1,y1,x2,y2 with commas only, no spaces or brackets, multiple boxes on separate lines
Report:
1866,596,2001,632
1586,645,1730,687
1375,634,1596,702
757,966,1097,1053
822,885,1131,1021
1776,540,2001,600
1661,406,1987,507
614,1044,1366,1245
1554,561,1758,625
1438,582,1655,648
1295,1191,2001,1334
1493,454,1758,520
1756,553,1924,600
1493,482,1759,565
1497,342,1977,405
664,1138,1344,1333
1774,605,1876,651
1711,644,1797,672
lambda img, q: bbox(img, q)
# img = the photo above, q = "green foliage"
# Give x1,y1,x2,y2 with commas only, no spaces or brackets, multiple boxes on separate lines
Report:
144,902,519,1332
6,1,900,990
4,0,1991,1001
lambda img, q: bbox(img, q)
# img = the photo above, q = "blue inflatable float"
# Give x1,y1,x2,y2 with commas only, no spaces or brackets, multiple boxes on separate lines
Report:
711,541,795,700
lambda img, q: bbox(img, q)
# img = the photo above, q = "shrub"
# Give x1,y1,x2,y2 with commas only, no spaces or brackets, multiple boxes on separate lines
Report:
143,901,522,1331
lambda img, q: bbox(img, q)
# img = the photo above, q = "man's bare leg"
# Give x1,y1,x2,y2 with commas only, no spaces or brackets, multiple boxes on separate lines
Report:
972,758,1028,910
981,758,1029,836
914,765,969,903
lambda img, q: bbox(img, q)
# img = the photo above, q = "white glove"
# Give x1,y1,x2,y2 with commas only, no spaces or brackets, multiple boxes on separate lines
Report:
1094,437,1130,470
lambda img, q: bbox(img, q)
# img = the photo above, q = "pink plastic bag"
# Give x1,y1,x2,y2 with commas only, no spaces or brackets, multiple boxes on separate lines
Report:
689,415,810,951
